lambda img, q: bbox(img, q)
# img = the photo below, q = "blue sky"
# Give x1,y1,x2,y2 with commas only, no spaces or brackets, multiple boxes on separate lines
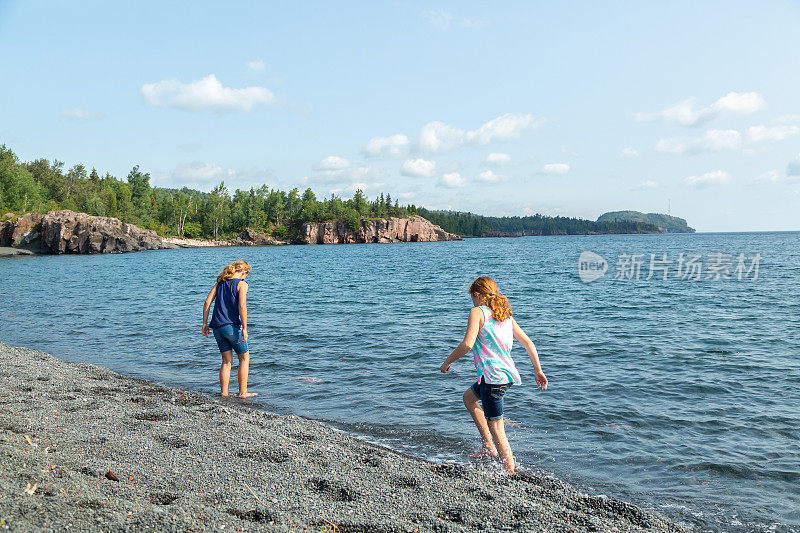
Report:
1,1,799,231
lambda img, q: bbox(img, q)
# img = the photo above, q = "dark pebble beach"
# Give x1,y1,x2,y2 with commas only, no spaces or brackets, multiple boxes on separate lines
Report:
0,342,689,532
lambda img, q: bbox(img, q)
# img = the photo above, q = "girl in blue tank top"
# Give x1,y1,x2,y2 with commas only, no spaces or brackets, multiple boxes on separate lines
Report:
202,260,257,398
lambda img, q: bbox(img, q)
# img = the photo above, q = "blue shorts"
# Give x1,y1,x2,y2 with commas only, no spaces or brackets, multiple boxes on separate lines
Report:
471,378,512,421
213,324,249,355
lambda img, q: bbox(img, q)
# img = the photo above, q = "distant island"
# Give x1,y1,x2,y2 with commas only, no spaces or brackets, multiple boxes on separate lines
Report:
597,211,695,233
1,144,671,242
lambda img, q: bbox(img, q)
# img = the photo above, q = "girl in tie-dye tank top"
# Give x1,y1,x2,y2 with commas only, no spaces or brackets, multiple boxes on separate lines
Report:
440,277,548,473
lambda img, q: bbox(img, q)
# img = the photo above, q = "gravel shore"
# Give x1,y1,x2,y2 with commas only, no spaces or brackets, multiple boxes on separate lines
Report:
0,342,689,532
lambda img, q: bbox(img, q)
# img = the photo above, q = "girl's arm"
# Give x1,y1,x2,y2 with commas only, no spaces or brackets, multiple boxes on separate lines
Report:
202,284,217,337
512,318,548,390
238,281,248,342
440,307,483,373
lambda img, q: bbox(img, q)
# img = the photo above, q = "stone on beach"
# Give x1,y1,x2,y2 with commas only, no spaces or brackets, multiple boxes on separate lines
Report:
0,341,688,532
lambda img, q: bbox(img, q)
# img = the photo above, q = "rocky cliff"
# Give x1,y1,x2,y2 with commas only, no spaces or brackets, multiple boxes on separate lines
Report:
0,211,177,254
301,215,461,244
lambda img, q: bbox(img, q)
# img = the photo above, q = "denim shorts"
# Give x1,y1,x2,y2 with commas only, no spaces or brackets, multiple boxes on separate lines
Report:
213,324,249,355
471,378,512,421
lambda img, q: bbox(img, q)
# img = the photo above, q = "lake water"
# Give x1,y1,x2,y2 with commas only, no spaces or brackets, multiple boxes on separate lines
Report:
1,233,798,532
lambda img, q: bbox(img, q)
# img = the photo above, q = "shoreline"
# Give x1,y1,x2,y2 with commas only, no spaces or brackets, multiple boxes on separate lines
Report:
0,342,688,532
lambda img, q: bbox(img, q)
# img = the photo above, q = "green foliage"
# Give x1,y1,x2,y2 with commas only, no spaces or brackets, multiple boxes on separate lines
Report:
597,210,694,233
0,144,662,240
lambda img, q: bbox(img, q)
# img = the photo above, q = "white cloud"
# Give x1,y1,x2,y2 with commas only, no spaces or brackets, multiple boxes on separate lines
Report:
440,172,465,188
397,191,416,200
684,170,732,188
656,124,798,155
476,170,506,183
746,125,799,143
749,169,782,184
142,74,275,112
631,180,659,190
362,134,410,158
246,60,266,74
620,147,639,158
788,153,800,176
540,163,570,175
419,113,543,153
637,91,765,126
421,9,485,30
330,181,387,195
158,162,274,191
313,156,351,171
401,158,436,177
60,108,102,122
422,8,453,29
486,152,511,165
656,129,742,155
306,165,388,184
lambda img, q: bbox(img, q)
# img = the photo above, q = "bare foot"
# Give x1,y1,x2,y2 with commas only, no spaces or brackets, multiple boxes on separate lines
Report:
238,392,258,398
469,446,498,459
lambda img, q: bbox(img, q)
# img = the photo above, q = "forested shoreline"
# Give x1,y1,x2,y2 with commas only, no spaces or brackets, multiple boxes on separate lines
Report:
0,145,659,240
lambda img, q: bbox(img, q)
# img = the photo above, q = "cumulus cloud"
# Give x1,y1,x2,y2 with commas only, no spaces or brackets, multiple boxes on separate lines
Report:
401,158,436,177
539,163,570,176
620,147,639,158
60,108,102,122
246,60,266,74
637,92,765,126
362,134,410,158
656,125,799,155
746,125,799,143
142,74,275,112
486,153,511,165
305,163,388,185
476,170,506,183
331,181,388,195
631,180,659,190
422,9,485,30
422,8,453,29
684,170,732,188
419,113,544,153
656,129,742,155
749,169,783,184
158,162,274,191
313,156,351,171
440,172,465,188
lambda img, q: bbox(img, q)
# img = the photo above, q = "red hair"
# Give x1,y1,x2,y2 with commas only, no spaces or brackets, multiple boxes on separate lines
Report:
469,276,512,322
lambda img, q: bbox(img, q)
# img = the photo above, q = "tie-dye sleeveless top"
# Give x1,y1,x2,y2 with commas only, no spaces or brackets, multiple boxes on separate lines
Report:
471,306,521,385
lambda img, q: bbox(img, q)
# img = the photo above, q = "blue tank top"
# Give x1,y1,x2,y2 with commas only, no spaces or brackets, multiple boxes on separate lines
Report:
210,278,242,329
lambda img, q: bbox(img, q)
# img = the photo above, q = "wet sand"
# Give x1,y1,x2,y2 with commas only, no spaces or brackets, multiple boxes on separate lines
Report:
0,342,689,532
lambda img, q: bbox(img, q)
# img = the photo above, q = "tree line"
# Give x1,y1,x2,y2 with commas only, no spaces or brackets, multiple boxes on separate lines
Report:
0,145,658,240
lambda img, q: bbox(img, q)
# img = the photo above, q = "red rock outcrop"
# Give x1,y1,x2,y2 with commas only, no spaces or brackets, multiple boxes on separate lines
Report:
301,215,461,244
0,210,176,254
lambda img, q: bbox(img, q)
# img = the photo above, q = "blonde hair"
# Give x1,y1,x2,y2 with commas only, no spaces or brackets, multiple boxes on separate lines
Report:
232,259,251,274
469,276,513,322
216,260,251,283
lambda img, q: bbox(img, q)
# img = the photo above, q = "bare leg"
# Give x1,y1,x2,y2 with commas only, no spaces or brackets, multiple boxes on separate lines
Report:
237,352,257,398
463,388,497,458
219,351,233,396
488,419,515,472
